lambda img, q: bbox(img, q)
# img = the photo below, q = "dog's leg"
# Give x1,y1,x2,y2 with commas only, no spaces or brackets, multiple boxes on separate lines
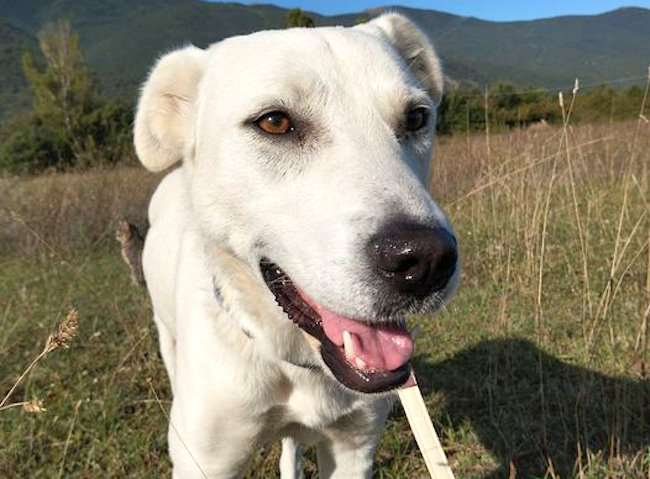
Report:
316,400,392,479
167,408,263,479
153,313,176,394
166,351,267,478
279,437,303,479
315,438,378,479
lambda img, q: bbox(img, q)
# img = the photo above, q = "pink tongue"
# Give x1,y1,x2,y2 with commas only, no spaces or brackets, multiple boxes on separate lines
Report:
297,290,413,371
296,289,413,370
321,311,413,370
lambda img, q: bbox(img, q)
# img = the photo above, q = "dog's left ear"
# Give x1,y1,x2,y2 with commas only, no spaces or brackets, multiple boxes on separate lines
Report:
359,14,444,105
134,45,207,172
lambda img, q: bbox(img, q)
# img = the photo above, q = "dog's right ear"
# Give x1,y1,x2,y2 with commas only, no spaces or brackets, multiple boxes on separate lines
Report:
358,14,444,105
134,45,206,172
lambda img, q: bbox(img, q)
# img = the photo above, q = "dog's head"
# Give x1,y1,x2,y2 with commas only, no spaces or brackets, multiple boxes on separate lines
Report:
135,14,459,394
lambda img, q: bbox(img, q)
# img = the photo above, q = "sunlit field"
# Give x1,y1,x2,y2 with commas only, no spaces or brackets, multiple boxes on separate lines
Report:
1,110,649,477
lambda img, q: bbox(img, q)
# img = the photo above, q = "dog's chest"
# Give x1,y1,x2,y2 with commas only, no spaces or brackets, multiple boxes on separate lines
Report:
277,367,363,431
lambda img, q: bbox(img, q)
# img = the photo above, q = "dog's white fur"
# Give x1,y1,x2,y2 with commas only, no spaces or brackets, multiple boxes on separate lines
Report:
135,14,457,478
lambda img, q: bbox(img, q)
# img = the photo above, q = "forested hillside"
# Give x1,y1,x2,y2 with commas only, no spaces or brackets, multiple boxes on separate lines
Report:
0,0,648,112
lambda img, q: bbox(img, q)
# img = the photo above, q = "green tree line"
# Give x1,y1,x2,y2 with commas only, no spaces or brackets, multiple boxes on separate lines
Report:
0,20,646,175
0,21,133,174
437,81,646,135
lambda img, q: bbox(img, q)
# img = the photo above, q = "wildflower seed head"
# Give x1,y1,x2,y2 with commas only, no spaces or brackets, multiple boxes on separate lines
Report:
44,308,78,354
23,399,46,413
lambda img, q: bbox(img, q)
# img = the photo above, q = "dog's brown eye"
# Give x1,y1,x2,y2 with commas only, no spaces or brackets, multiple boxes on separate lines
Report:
405,107,429,132
257,112,294,135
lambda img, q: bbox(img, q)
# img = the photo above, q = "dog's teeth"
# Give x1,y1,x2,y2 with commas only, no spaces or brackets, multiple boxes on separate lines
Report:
355,357,367,369
343,331,355,360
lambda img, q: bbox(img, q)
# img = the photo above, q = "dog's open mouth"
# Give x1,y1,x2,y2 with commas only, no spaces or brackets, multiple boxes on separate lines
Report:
261,259,413,393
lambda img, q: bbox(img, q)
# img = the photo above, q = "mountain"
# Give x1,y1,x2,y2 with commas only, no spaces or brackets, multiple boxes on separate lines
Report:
0,18,40,116
0,0,648,117
395,6,650,89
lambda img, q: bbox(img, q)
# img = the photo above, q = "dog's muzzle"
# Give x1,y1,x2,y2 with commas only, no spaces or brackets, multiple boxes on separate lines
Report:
366,221,458,299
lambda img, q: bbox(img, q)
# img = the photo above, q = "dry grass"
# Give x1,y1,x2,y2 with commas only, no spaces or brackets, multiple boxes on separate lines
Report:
426,92,650,477
0,166,160,257
1,99,649,477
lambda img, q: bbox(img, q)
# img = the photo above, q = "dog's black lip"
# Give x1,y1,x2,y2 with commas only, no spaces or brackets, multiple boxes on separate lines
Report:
260,258,411,394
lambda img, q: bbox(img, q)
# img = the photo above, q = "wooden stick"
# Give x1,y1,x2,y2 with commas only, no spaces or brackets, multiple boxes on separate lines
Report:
398,374,456,479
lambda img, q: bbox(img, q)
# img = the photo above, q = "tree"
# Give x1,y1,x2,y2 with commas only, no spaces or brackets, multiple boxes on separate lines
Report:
0,113,72,173
0,21,134,173
22,21,94,156
287,8,315,28
437,84,485,135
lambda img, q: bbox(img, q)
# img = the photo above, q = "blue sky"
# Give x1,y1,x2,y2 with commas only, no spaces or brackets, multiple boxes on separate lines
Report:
208,0,650,21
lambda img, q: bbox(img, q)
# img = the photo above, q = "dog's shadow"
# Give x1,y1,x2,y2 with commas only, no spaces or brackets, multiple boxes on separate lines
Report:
411,338,650,478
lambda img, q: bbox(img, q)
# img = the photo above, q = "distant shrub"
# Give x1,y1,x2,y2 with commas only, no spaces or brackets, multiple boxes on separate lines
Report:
75,100,135,168
287,8,315,28
0,113,71,173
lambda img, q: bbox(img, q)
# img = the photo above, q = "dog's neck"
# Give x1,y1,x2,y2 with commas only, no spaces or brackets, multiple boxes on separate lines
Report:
204,242,267,329
203,241,321,371
211,276,254,339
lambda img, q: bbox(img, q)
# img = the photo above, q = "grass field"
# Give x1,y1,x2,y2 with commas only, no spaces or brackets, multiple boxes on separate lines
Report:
1,108,650,477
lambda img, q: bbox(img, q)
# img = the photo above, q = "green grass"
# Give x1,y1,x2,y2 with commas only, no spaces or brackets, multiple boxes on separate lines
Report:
0,250,172,477
1,118,650,478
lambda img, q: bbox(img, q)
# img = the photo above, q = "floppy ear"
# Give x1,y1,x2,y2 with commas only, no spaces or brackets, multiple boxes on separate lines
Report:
360,14,444,105
134,45,206,172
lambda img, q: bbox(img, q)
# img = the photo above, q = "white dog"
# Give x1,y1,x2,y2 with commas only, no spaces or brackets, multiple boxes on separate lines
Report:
134,14,459,479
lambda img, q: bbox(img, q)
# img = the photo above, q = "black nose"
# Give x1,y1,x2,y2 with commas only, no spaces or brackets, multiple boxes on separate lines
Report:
366,222,458,298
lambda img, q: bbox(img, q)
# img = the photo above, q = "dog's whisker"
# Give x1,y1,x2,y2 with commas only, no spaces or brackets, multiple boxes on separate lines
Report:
268,276,294,287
